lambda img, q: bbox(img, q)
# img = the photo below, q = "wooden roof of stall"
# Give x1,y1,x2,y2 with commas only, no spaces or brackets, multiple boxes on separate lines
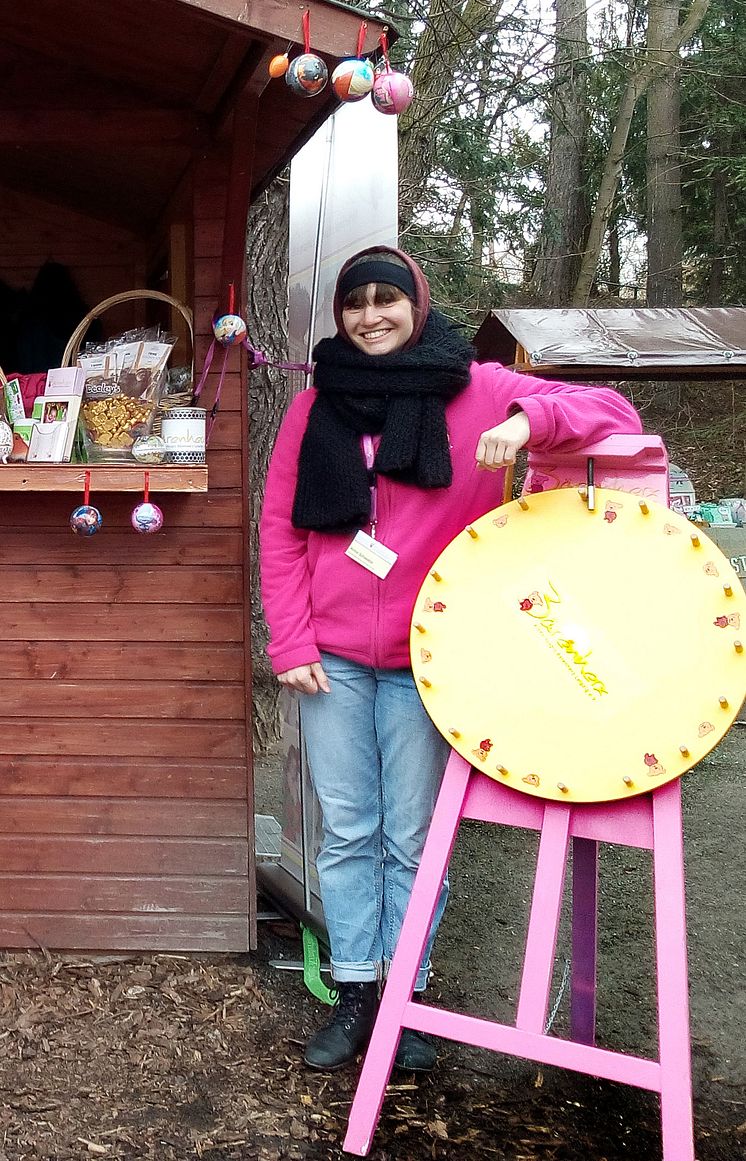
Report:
473,306,746,380
0,0,391,233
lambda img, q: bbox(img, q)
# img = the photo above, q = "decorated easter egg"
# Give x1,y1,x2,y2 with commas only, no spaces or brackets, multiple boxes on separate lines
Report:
285,53,328,97
70,504,103,536
372,70,414,116
269,53,289,78
213,313,247,346
331,58,375,102
132,434,167,465
131,501,164,534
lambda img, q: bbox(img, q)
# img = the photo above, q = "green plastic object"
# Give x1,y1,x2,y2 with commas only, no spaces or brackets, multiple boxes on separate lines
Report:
301,924,337,1006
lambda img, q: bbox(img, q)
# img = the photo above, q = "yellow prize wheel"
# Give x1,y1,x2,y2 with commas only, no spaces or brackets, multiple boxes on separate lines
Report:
410,488,746,803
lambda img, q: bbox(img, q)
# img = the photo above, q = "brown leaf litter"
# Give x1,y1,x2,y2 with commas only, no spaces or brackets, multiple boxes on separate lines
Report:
0,949,739,1160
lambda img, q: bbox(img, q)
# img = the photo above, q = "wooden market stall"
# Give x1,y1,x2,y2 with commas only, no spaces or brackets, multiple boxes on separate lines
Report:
0,0,389,952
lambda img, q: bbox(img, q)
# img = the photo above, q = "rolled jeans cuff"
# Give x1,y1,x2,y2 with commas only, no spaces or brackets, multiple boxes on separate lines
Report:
331,960,379,984
414,965,430,992
331,959,431,989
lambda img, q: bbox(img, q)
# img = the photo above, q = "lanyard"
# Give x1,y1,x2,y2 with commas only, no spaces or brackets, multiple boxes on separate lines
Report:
362,434,378,538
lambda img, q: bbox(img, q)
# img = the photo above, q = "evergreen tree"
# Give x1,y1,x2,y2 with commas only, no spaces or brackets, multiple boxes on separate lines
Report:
680,0,746,302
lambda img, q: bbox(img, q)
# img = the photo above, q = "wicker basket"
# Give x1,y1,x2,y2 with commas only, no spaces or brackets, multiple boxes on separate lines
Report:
152,386,194,437
62,289,193,370
62,290,194,459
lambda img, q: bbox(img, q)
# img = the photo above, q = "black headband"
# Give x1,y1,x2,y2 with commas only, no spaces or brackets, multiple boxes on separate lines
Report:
338,259,416,304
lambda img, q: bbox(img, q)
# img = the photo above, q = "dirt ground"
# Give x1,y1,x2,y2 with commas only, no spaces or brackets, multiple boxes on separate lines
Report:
0,728,743,1161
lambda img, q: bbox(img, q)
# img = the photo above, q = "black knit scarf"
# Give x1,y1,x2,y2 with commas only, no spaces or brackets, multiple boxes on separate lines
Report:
292,309,474,532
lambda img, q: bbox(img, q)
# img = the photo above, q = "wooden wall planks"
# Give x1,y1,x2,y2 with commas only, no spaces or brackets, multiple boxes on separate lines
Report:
0,798,246,836
0,150,255,953
0,642,244,681
0,186,143,309
0,680,246,719
0,721,247,760
0,875,249,914
2,605,243,642
0,566,243,604
0,491,244,527
0,757,248,798
0,531,244,565
0,836,248,875
0,916,249,951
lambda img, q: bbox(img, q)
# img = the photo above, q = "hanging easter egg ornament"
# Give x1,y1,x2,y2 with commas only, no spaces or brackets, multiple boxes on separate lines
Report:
269,52,290,78
132,501,164,534
372,69,414,115
332,57,374,102
131,472,163,534
70,504,103,536
70,470,102,535
372,32,414,116
331,23,373,103
285,11,327,97
213,313,247,346
286,52,328,97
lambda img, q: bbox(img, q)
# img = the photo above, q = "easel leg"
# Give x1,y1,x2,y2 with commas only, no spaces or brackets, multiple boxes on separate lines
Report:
653,780,694,1161
343,750,472,1157
571,837,598,1045
516,804,572,1033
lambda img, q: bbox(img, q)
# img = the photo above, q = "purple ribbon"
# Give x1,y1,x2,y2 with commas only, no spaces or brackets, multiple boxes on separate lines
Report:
243,340,313,375
192,338,313,446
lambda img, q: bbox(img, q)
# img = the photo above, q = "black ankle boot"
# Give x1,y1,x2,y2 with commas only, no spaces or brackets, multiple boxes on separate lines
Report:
303,982,378,1071
394,992,437,1073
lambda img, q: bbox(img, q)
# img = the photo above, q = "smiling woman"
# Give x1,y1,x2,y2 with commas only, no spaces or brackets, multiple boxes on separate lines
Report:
341,282,414,356
259,243,643,1075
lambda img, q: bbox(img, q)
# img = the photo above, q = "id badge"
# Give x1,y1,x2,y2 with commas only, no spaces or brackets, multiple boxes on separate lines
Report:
345,530,398,579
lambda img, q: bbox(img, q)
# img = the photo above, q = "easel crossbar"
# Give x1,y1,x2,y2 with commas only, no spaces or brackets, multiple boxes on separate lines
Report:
403,1001,662,1091
460,787,655,850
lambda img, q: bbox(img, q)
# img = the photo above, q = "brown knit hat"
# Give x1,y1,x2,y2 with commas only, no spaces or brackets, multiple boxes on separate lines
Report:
332,246,431,349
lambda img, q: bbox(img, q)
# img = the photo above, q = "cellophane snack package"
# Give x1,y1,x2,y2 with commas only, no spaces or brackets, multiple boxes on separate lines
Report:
77,327,176,460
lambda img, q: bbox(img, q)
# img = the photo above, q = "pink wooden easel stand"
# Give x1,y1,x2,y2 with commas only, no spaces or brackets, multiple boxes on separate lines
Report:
343,750,694,1160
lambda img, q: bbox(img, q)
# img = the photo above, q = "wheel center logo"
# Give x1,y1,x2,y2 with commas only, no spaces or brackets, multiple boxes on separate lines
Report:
520,582,609,700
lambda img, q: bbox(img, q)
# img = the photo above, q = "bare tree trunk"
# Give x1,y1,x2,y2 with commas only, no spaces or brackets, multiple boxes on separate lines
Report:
246,176,290,752
646,0,683,305
531,0,589,304
571,0,710,305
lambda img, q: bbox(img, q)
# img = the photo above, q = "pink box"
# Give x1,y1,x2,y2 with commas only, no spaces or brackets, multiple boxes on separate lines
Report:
525,434,670,506
45,367,86,398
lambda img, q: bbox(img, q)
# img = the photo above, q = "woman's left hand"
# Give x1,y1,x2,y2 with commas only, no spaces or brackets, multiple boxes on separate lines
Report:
475,410,531,470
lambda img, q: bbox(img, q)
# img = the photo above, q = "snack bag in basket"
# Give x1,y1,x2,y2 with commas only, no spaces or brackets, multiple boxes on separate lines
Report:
78,327,176,460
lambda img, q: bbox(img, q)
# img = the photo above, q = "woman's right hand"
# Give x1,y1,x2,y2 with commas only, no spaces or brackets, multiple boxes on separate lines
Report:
277,662,331,695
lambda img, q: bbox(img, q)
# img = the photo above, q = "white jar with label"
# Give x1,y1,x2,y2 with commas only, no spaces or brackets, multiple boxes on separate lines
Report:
160,407,206,464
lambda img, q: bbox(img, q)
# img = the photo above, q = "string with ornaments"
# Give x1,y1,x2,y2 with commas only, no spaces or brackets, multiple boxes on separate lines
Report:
68,468,164,536
268,13,414,115
191,282,314,450
65,274,327,535
66,14,413,538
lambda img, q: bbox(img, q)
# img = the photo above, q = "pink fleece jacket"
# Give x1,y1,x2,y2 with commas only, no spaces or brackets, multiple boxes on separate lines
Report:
259,362,642,673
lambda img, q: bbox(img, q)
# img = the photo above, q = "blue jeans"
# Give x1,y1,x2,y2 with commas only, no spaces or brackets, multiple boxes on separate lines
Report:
299,652,450,990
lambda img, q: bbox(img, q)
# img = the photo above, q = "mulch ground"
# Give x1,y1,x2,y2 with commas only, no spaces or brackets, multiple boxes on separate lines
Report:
0,945,742,1161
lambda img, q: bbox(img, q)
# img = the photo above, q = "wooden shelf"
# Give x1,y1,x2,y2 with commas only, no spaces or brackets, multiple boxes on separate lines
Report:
0,465,208,492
